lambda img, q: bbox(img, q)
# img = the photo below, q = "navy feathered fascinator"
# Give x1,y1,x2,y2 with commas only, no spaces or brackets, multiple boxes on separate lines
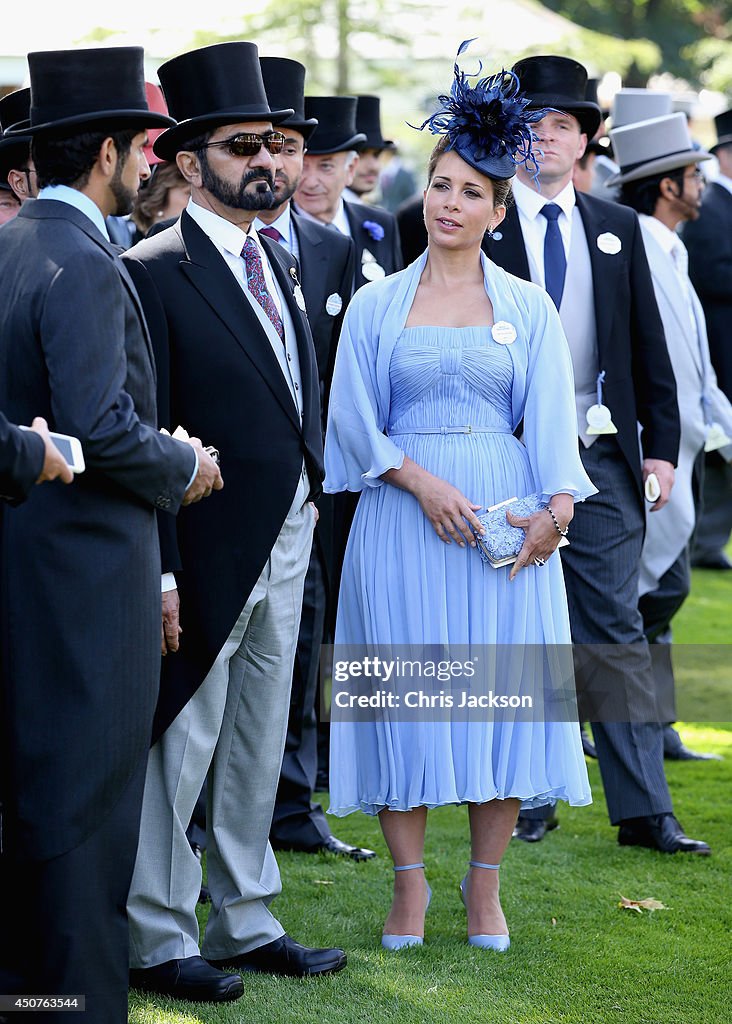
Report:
416,38,546,181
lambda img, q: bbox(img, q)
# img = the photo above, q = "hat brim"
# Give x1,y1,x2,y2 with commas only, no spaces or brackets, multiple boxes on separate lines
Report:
710,134,732,154
360,134,397,151
278,117,319,142
606,149,712,186
526,97,602,139
153,107,295,161
6,109,176,138
303,131,367,156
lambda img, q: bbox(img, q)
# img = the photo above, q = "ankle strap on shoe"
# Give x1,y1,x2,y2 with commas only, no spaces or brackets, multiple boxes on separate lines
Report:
393,862,425,872
469,860,500,870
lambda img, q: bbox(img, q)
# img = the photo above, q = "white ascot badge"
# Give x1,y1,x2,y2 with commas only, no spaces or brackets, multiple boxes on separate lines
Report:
705,422,732,452
325,292,343,317
596,232,622,255
586,370,618,435
361,248,386,281
289,266,307,311
491,321,517,345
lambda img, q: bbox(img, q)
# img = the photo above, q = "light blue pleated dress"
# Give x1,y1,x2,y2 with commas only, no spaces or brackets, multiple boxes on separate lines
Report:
324,253,595,817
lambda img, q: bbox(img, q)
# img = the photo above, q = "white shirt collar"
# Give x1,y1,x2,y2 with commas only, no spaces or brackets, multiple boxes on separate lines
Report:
37,184,110,241
513,176,576,221
292,197,350,235
715,173,732,197
639,213,680,256
186,197,255,259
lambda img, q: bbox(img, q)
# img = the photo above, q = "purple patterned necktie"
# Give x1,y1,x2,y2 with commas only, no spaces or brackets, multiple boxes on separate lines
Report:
259,225,284,244
241,235,285,343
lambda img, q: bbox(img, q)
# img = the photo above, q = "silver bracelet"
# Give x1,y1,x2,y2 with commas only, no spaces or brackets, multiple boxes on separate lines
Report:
546,504,569,537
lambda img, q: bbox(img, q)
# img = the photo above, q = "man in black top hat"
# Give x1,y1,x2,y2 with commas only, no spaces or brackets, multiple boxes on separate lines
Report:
0,89,37,206
683,108,732,571
121,42,345,1003
349,94,395,201
294,95,403,289
484,55,708,856
0,45,221,1024
252,59,372,861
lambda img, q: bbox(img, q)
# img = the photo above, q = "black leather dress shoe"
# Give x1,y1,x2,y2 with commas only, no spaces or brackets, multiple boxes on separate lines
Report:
692,553,732,570
581,726,598,759
512,814,559,843
618,814,711,855
209,934,347,977
665,743,723,762
272,833,376,860
129,955,244,1002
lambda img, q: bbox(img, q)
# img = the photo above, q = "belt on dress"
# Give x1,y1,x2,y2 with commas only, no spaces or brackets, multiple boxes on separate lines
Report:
388,424,511,435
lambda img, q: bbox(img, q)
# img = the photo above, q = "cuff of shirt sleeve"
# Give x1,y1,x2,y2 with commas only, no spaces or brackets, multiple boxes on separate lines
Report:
161,572,177,593
186,450,199,491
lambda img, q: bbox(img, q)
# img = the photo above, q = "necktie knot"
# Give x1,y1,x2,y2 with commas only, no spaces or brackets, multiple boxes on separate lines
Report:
540,202,562,222
259,225,284,244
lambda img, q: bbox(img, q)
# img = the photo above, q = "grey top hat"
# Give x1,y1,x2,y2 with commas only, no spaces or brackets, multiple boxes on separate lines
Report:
607,112,711,186
611,89,672,129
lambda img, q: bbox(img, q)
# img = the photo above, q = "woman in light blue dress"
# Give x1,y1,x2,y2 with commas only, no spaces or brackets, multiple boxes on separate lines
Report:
323,52,596,951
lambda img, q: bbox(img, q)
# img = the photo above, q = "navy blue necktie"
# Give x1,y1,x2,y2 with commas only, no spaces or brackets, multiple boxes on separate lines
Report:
540,203,566,310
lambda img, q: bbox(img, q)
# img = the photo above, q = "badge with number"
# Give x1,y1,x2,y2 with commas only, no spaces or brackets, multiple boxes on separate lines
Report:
491,321,517,345
586,404,618,435
596,232,622,255
704,421,732,452
326,292,343,317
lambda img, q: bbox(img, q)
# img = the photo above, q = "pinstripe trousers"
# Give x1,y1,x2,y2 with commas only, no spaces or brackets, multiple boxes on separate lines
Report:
524,437,673,825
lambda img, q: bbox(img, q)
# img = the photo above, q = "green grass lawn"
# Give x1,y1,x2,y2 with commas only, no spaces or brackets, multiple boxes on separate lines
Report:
129,566,731,1024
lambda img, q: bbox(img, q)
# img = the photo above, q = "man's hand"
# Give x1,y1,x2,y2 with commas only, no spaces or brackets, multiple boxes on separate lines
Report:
182,437,223,505
309,501,319,525
31,417,73,485
642,458,674,512
161,588,181,655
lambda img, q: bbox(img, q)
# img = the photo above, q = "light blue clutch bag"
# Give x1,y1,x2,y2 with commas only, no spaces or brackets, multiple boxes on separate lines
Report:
473,494,550,568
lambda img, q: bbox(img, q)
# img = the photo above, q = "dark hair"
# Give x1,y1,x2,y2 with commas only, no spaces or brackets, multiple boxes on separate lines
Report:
32,128,138,189
619,167,686,216
426,136,513,208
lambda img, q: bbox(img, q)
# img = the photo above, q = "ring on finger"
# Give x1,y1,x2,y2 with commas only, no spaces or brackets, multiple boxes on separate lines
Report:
534,556,546,567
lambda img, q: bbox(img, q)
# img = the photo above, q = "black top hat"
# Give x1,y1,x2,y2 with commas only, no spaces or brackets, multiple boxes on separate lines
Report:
259,57,318,142
153,42,294,161
511,55,602,138
302,96,367,155
711,109,732,153
0,89,32,180
355,95,395,151
6,48,175,138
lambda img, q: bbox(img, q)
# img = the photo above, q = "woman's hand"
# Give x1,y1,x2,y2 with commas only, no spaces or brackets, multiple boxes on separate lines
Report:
507,493,574,581
413,474,484,547
382,455,484,547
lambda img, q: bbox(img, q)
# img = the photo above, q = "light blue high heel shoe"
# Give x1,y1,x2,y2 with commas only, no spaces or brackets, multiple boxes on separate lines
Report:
459,860,511,952
381,863,432,950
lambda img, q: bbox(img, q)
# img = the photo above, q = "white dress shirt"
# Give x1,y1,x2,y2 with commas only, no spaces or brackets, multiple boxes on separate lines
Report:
293,197,351,237
511,177,576,289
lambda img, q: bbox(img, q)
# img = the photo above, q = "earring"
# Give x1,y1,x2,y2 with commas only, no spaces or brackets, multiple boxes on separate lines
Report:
486,224,495,239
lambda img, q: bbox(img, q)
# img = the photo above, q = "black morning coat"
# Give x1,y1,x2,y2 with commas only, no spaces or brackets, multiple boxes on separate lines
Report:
345,199,404,290
0,412,44,503
0,200,194,862
483,192,681,507
682,181,732,399
123,210,325,742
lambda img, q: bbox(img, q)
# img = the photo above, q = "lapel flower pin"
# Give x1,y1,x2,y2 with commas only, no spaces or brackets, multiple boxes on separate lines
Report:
362,219,385,242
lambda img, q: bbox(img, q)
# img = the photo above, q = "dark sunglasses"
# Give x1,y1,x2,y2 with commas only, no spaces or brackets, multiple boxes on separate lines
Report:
195,132,286,157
